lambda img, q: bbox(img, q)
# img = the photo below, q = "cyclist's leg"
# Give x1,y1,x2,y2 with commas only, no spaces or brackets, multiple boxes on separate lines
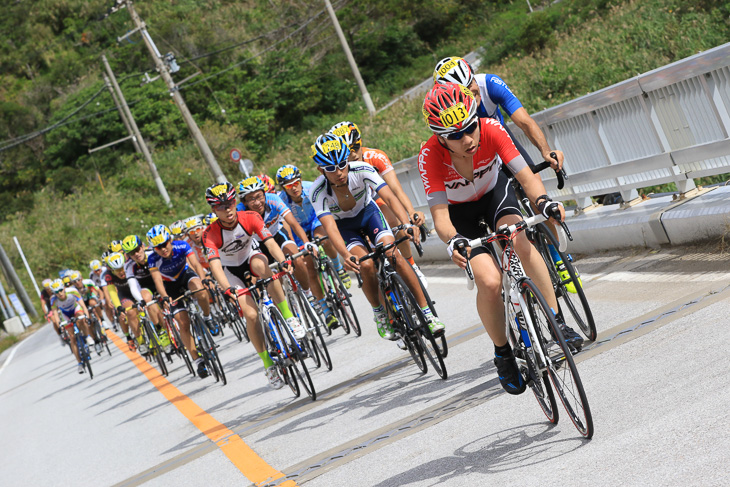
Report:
124,301,141,339
141,289,163,326
283,240,311,291
187,274,211,317
469,252,508,346
378,200,414,262
174,309,198,361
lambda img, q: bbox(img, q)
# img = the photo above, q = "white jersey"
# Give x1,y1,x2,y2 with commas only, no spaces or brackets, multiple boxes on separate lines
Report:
310,162,387,220
89,267,109,288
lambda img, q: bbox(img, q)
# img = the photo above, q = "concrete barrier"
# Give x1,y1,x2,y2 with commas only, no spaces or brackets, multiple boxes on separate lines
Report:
3,316,24,335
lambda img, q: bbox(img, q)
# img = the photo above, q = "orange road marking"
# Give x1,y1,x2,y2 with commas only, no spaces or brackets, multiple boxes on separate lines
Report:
108,331,297,486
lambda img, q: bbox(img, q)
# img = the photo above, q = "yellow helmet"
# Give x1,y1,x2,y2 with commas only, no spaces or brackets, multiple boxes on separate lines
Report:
42,278,53,289
90,259,102,271
108,240,123,253
50,279,65,293
69,270,82,282
107,252,126,271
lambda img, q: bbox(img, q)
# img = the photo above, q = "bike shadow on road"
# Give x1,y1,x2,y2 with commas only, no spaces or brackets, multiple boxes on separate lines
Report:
370,422,584,486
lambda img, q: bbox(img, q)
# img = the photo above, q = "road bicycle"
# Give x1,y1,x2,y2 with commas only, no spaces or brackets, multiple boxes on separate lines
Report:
158,301,195,376
239,264,317,400
87,303,112,357
205,278,249,343
354,231,448,380
310,235,361,337
458,213,594,438
178,289,227,384
65,316,93,379
134,301,169,377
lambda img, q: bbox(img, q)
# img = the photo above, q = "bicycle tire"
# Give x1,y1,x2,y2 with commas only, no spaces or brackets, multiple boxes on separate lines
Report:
275,306,317,401
263,307,299,398
194,313,227,385
299,290,332,371
143,317,169,377
533,223,597,341
166,314,194,375
92,316,112,357
327,262,361,336
384,283,427,375
507,289,558,424
522,278,594,439
77,333,93,380
288,289,321,369
217,290,243,342
317,263,335,337
392,275,447,379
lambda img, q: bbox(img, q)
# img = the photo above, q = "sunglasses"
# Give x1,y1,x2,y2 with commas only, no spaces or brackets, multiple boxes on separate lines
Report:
322,160,349,173
283,179,301,188
154,241,170,250
350,142,361,151
213,200,235,211
445,120,478,141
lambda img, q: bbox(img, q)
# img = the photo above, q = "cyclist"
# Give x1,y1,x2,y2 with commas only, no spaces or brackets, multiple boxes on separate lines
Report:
330,121,429,286
69,270,106,334
202,181,301,389
147,224,215,378
170,220,186,240
419,83,583,395
122,235,170,353
89,259,116,326
182,216,210,272
41,279,64,345
276,164,345,329
49,279,93,374
258,173,277,193
105,252,144,351
433,56,578,293
309,133,446,343
237,176,318,337
203,212,218,227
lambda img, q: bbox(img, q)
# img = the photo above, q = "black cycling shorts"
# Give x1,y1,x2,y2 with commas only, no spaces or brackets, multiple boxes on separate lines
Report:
448,170,523,258
257,230,295,264
164,266,199,314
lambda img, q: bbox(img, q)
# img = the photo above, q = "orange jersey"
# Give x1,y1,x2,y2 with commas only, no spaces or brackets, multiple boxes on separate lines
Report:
361,147,394,176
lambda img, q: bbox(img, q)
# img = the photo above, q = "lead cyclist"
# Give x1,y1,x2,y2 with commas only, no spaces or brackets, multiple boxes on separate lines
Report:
418,83,583,395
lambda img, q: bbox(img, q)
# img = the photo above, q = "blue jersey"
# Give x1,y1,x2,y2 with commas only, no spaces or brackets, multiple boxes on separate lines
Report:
474,73,523,125
279,181,318,229
237,193,291,236
148,240,193,281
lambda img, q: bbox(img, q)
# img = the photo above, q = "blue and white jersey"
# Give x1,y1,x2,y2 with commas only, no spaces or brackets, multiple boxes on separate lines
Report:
148,240,193,281
279,181,318,229
310,162,387,220
474,73,524,125
237,193,291,237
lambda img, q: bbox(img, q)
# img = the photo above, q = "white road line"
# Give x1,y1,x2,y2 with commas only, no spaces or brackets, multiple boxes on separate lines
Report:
429,272,730,286
0,327,43,379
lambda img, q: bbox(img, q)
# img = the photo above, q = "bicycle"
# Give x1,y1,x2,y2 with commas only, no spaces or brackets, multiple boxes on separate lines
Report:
513,159,597,342
310,235,361,337
281,248,332,371
68,316,93,379
135,301,169,377
87,303,112,357
459,213,594,438
205,279,249,343
240,264,316,400
353,231,448,380
159,303,195,376
179,289,227,384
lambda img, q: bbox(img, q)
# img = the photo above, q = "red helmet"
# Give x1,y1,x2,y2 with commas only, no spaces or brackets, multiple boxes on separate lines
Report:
258,174,276,193
422,82,478,136
205,181,236,206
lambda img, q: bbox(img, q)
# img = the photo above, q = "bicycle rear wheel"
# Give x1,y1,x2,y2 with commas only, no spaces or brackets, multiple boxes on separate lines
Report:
392,275,446,379
507,292,557,424
385,284,427,375
77,333,93,379
522,278,593,439
533,223,596,341
195,314,227,385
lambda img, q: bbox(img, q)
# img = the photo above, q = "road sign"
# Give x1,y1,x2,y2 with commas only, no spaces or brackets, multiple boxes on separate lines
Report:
229,148,242,163
239,158,253,177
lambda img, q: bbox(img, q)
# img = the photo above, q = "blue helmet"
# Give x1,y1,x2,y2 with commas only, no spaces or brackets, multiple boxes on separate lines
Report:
310,133,350,168
275,164,301,186
146,224,172,248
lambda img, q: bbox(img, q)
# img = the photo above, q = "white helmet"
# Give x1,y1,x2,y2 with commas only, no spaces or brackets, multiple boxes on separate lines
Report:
433,56,474,87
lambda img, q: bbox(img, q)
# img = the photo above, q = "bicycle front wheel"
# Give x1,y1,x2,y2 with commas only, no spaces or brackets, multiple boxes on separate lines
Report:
327,262,361,336
273,305,316,401
534,223,596,341
143,317,168,377
522,278,594,439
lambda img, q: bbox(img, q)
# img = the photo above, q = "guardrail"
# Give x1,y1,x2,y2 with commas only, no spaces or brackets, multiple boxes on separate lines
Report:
393,42,730,218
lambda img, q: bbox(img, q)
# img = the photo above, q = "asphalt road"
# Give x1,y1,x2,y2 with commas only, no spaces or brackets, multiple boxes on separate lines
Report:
1,243,729,487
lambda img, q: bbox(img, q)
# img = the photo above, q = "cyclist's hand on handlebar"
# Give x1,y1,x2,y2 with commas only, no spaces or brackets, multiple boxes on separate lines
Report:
447,235,470,270
411,211,426,227
345,254,360,273
278,260,294,274
543,149,564,171
536,197,566,223
224,286,239,301
303,241,317,254
406,224,421,244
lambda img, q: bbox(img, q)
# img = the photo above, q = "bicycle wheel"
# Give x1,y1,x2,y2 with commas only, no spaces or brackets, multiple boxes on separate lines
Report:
299,290,332,371
533,223,596,341
230,301,250,343
288,289,321,368
194,314,227,385
92,316,112,357
167,314,194,375
271,305,316,400
384,284,427,375
77,333,93,380
507,296,558,424
143,317,169,377
327,262,361,336
392,275,447,379
521,278,594,439
263,312,299,398
216,290,242,342
317,262,336,337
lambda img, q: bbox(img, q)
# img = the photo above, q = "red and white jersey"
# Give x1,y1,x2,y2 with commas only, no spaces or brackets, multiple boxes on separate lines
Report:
202,211,272,267
418,117,526,206
361,147,394,176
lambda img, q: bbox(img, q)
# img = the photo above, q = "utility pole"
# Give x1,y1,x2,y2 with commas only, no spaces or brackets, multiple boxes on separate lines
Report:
102,54,172,207
103,72,142,154
323,0,376,117
0,243,37,318
121,0,228,183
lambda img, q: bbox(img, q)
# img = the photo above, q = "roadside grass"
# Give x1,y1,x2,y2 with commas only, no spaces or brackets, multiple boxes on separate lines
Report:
0,333,20,356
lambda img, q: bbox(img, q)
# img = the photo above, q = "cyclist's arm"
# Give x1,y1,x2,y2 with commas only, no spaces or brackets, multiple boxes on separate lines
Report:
509,108,563,170
107,283,122,309
207,258,232,290
76,294,90,317
262,237,288,264
186,251,206,281
149,267,168,299
513,166,565,221
128,277,145,303
283,212,309,245
381,171,424,224
375,184,420,241
431,203,469,268
318,214,359,272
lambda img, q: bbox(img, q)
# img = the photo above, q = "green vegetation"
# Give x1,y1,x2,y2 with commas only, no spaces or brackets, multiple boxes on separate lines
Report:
0,334,20,356
0,0,729,314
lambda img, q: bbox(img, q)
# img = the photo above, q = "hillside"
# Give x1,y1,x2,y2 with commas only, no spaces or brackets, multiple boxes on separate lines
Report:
0,0,729,308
